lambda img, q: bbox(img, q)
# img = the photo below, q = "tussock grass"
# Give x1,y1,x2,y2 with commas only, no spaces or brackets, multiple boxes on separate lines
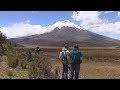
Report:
20,59,28,69
6,69,14,78
6,52,19,68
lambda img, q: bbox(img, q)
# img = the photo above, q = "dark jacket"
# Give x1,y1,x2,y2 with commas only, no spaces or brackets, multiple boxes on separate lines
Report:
70,49,82,64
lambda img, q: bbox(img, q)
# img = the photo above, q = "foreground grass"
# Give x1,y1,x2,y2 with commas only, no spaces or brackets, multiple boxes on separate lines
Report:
50,60,120,79
1,47,120,79
0,56,28,79
81,61,120,79
1,56,120,79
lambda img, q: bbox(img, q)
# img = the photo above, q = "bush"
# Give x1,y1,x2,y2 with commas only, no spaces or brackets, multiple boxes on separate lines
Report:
20,59,28,69
0,56,3,62
28,54,55,79
6,69,14,78
0,31,7,46
26,50,33,62
7,52,19,68
54,67,60,79
8,58,19,68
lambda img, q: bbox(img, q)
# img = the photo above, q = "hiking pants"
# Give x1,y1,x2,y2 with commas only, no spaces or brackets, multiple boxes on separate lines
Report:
70,63,80,79
62,63,68,79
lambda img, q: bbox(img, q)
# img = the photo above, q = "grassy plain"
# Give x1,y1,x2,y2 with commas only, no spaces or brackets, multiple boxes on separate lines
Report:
1,46,120,79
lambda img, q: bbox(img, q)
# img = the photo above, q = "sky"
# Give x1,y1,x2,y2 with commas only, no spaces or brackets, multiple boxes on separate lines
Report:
0,11,120,40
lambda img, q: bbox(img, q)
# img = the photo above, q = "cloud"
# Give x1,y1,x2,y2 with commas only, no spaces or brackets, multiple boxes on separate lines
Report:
72,11,102,22
72,11,120,35
0,21,53,38
104,11,114,13
30,11,40,13
72,11,103,29
23,11,39,13
118,12,120,17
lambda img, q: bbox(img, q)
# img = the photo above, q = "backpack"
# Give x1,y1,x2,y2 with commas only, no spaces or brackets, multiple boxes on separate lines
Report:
59,50,67,61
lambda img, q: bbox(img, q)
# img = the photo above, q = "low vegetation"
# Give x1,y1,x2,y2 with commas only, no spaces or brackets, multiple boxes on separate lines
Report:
1,32,120,79
6,69,14,79
1,46,120,79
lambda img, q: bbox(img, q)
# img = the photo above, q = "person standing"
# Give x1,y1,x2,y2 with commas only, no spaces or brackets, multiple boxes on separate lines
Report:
35,46,40,53
35,46,41,55
69,45,83,79
59,44,70,79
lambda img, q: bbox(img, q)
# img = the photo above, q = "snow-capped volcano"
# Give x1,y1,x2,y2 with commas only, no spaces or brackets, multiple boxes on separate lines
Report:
51,20,81,29
10,23,120,47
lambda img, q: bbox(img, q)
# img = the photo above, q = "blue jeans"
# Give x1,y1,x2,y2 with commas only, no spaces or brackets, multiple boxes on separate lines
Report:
70,63,80,79
62,63,68,79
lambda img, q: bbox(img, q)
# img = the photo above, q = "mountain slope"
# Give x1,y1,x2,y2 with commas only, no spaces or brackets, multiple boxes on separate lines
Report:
10,26,120,47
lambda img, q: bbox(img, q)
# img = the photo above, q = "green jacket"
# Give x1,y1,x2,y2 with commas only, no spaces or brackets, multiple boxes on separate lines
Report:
70,49,82,64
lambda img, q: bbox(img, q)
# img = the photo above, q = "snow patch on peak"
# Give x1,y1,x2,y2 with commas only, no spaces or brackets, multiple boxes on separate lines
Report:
52,20,81,29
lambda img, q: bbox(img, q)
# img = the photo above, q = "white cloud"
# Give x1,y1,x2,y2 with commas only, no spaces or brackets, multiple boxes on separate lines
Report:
72,11,120,35
0,21,53,38
72,11,102,22
118,12,120,17
31,11,40,13
104,11,114,13
72,11,103,30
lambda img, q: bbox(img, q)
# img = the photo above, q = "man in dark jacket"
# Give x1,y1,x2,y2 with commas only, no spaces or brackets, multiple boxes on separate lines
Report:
70,45,82,79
